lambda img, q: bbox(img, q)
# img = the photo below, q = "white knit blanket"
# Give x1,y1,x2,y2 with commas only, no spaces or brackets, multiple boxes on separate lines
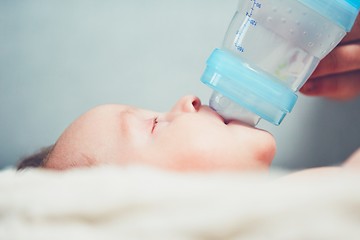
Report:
1,166,360,240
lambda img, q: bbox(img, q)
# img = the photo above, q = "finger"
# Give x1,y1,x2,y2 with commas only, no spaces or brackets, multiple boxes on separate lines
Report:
343,148,360,169
300,70,360,100
341,15,360,44
310,43,360,78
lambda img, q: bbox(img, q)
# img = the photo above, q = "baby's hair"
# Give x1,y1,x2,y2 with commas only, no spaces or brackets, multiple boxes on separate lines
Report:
17,145,54,170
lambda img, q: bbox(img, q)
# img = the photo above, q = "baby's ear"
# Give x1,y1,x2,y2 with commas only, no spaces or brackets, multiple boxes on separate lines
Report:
17,145,54,170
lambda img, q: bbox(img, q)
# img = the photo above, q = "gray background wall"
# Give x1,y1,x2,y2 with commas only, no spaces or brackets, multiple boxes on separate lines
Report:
1,0,359,170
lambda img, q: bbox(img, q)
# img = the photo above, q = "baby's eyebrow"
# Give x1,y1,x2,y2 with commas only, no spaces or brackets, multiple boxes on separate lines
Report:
118,108,136,139
66,152,97,168
78,152,97,167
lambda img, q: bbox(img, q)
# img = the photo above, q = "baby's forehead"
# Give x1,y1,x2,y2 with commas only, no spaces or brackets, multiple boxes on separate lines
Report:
87,104,131,114
76,105,135,123
113,104,161,118
88,104,157,115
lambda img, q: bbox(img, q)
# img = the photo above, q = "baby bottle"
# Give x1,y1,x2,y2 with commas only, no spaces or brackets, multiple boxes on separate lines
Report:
201,0,360,126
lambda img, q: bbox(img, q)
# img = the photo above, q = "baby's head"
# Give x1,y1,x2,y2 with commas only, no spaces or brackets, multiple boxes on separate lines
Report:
18,96,276,172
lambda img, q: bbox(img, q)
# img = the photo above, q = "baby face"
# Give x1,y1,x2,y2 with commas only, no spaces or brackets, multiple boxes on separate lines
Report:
45,96,276,171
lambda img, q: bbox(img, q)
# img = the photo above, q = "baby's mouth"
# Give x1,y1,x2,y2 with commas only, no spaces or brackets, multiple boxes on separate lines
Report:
202,105,226,124
226,119,257,128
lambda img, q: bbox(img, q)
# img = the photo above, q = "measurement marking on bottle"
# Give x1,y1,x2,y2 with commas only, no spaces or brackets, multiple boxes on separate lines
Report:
234,0,262,53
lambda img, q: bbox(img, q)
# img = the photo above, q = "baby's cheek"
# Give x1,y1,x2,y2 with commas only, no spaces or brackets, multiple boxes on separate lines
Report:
161,138,229,171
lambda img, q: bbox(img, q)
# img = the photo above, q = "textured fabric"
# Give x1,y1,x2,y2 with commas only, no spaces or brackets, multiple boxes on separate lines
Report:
1,166,360,240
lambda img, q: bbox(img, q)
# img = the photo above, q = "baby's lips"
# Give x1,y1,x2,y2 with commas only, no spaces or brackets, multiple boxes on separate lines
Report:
200,105,226,124
226,119,255,128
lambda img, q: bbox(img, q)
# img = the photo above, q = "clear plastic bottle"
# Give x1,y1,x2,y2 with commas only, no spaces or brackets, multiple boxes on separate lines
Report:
201,0,360,126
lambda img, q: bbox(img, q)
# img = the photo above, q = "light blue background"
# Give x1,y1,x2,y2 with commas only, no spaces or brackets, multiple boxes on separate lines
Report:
1,0,359,170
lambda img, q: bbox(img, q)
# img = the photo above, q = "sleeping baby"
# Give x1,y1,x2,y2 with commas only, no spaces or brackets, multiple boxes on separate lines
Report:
17,95,359,178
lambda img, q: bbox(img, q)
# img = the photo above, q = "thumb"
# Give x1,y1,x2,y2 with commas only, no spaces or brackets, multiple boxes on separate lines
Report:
300,71,360,100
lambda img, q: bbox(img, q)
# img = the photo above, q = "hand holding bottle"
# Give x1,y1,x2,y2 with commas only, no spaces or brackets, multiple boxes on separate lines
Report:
301,16,360,100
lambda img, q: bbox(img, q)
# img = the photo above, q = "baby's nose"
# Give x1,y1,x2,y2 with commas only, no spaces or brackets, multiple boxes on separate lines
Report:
171,95,201,113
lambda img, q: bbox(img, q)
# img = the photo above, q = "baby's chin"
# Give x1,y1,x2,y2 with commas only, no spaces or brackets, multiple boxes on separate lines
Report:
229,122,276,167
